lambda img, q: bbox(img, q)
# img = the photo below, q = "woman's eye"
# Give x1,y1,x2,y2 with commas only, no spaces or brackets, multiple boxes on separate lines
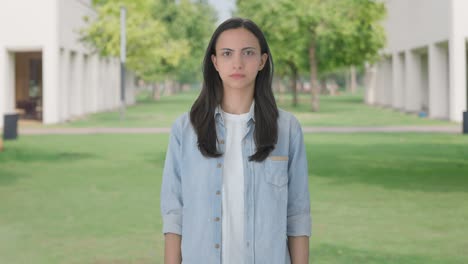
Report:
244,50,255,56
222,51,232,57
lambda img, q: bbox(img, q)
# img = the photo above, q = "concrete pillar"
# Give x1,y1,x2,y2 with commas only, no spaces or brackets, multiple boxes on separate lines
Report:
125,70,135,105
383,57,393,106
82,54,89,114
392,52,405,109
111,59,117,109
405,50,422,112
42,0,60,125
98,58,104,111
0,48,5,128
75,53,83,116
0,50,16,128
115,59,120,107
89,54,99,113
448,37,467,122
106,59,112,110
102,58,108,110
429,43,450,119
374,58,390,106
111,58,118,109
365,63,377,105
84,55,92,114
43,46,60,124
69,52,77,117
375,61,385,105
59,48,70,121
449,0,468,122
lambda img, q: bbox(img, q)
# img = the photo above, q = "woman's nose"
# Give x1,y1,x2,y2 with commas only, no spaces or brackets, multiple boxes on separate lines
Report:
232,54,243,69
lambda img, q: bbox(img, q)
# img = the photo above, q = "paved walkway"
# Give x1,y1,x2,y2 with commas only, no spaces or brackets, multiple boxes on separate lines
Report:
18,125,462,135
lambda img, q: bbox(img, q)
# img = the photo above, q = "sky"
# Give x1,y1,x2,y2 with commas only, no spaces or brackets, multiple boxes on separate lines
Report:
207,0,236,24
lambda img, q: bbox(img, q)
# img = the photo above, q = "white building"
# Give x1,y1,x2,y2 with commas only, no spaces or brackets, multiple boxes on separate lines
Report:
366,0,468,122
0,0,135,127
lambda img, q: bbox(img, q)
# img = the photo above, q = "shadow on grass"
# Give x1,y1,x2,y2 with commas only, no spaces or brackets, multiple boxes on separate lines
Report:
0,168,25,185
136,91,197,106
0,148,96,163
142,150,166,167
0,146,97,185
91,258,153,264
308,140,468,193
314,243,459,264
278,94,364,110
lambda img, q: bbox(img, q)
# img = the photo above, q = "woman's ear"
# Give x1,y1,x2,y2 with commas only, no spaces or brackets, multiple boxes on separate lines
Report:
259,53,268,71
211,54,219,71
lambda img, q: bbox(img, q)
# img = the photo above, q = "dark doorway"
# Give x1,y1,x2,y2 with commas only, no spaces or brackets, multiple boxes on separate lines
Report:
15,52,43,121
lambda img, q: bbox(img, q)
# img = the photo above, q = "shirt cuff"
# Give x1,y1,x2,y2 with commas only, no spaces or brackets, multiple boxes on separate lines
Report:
287,213,312,237
162,213,182,235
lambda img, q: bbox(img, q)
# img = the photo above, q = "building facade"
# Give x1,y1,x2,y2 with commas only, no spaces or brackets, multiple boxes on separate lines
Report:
366,0,468,122
0,0,135,127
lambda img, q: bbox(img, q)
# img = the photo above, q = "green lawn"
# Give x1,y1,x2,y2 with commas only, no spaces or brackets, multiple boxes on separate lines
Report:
32,90,457,128
1,133,467,263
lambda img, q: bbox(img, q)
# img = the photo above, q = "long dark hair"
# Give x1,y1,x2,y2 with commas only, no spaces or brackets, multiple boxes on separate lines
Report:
190,17,278,162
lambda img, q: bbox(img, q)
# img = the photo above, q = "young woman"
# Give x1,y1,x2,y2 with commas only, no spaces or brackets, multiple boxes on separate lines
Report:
161,17,311,264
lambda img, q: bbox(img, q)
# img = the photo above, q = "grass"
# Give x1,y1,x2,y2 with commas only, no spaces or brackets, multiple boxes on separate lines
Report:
279,93,457,127
0,135,168,263
1,133,468,263
28,89,457,128
2,89,466,263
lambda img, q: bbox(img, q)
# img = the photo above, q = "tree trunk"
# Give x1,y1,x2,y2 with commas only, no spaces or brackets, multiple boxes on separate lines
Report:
175,82,181,93
289,62,298,107
273,77,283,104
309,40,320,111
350,65,357,94
279,79,286,105
152,83,160,101
164,79,173,96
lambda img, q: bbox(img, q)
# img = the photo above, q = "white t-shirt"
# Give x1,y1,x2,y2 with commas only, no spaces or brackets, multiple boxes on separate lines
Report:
221,110,249,264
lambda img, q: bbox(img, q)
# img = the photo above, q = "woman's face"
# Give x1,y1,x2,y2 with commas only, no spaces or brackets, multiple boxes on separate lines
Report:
211,28,268,93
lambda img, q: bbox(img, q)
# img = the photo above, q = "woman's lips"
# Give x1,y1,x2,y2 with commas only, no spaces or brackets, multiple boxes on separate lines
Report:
229,73,245,79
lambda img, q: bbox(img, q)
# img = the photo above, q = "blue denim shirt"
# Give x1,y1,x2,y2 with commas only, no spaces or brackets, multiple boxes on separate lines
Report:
161,106,311,264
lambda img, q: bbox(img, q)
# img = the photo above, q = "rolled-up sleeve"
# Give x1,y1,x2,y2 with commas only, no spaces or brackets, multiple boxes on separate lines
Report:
160,121,183,235
287,119,312,237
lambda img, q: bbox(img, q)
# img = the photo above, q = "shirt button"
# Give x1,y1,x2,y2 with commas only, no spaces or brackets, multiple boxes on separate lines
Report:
247,242,250,247
216,190,221,195
217,163,222,168
219,139,225,144
215,244,220,249
214,217,220,222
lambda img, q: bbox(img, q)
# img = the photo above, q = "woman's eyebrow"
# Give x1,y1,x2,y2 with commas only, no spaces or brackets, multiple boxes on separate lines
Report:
218,47,257,51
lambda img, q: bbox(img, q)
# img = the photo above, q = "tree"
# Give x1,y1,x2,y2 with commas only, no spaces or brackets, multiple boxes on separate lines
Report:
82,0,188,84
315,0,386,94
81,0,217,90
237,0,386,111
238,0,309,107
153,0,217,85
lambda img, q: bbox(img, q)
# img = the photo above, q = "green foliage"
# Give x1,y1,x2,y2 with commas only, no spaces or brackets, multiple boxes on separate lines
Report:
315,0,387,72
81,0,216,83
237,0,386,75
153,0,217,83
237,0,308,77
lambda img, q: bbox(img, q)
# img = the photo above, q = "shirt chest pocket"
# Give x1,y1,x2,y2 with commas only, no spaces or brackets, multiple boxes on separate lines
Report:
265,157,289,187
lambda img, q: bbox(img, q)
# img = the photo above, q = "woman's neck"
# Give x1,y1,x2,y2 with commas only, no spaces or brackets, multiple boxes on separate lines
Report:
221,88,254,114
